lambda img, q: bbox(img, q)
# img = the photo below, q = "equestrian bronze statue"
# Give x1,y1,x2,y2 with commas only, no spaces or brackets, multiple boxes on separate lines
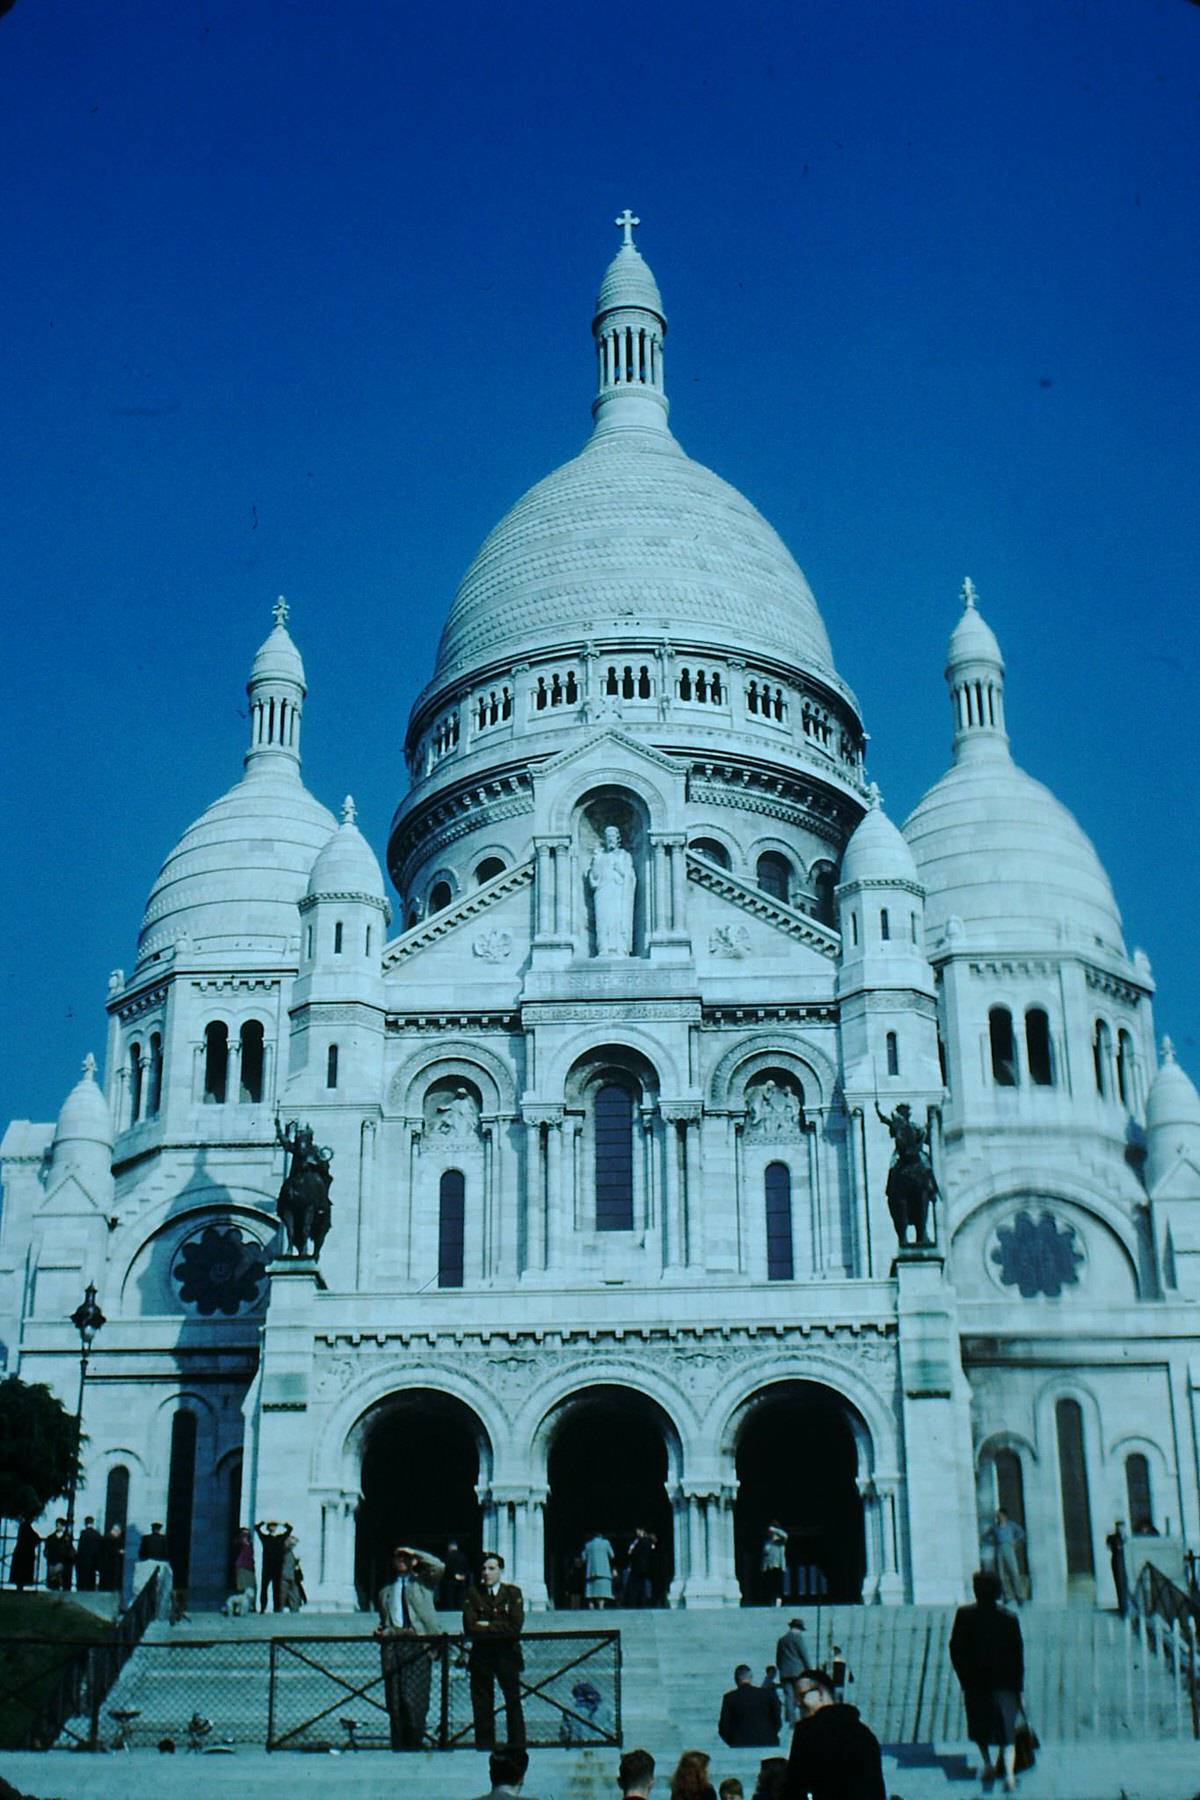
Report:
274,1116,333,1259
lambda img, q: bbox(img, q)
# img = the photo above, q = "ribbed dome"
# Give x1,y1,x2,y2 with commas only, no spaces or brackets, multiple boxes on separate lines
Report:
249,616,306,688
839,790,920,888
52,1054,112,1153
137,768,337,965
435,427,835,679
1145,1039,1200,1192
903,757,1124,955
307,799,387,904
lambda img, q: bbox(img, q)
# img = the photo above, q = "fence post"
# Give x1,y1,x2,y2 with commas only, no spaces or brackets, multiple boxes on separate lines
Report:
438,1636,450,1750
87,1646,101,1751
267,1638,277,1751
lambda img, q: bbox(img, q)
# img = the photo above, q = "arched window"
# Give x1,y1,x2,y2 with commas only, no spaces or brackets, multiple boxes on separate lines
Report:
1025,1008,1053,1086
429,881,452,914
1093,1019,1111,1096
475,857,505,886
240,1021,265,1104
104,1464,130,1538
994,1448,1027,1540
204,1022,228,1104
129,1041,144,1122
879,907,890,941
690,837,730,869
305,924,314,959
886,1032,899,1077
594,1083,634,1231
1125,1453,1153,1534
812,863,836,927
989,1008,1017,1086
849,911,859,946
1116,1031,1134,1108
166,1410,198,1588
764,1162,794,1281
326,1044,339,1089
756,852,790,903
333,920,344,954
1055,1398,1095,1578
148,1033,164,1117
438,1170,466,1289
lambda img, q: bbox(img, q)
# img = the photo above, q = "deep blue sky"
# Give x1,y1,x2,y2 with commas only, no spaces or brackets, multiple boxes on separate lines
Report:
2,0,1197,1124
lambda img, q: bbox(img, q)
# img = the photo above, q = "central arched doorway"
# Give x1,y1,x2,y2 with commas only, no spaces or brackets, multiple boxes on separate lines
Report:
354,1389,487,1610
733,1381,866,1603
543,1386,676,1608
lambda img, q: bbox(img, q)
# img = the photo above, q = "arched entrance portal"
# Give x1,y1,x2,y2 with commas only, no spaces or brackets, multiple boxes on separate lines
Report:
543,1387,676,1608
734,1382,866,1604
354,1389,486,1610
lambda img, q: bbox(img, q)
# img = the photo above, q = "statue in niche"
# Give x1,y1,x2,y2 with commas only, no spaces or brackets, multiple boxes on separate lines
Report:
587,824,636,957
745,1077,804,1140
274,1116,333,1260
432,1085,480,1143
875,1102,938,1248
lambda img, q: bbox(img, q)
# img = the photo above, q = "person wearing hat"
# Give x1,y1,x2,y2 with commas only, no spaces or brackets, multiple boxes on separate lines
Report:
375,1544,446,1749
774,1618,810,1723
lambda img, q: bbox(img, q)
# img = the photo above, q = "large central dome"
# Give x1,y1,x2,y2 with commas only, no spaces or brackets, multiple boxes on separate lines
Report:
435,427,835,678
432,222,837,687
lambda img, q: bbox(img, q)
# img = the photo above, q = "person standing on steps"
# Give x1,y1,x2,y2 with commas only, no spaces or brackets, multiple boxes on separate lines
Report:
983,1508,1026,1606
1107,1519,1129,1617
464,1551,526,1750
255,1518,291,1612
774,1617,810,1723
375,1544,444,1750
783,1667,885,1800
949,1568,1024,1795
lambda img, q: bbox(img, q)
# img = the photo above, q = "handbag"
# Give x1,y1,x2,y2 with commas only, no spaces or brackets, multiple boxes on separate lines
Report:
1013,1715,1038,1773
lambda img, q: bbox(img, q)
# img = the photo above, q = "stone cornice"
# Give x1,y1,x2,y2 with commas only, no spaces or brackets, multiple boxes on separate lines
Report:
314,1317,897,1352
114,981,171,1023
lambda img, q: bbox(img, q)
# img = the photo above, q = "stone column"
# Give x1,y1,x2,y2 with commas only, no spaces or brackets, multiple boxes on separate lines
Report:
682,1109,704,1267
551,838,572,938
312,1490,359,1609
662,1111,682,1269
545,1113,565,1270
522,1117,546,1273
481,1122,496,1278
534,840,555,938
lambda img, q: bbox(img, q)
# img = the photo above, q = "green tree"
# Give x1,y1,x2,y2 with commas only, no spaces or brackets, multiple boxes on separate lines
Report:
0,1377,82,1522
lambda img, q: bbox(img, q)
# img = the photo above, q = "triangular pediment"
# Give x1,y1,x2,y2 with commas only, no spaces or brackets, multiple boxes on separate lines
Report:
382,857,534,970
539,726,681,779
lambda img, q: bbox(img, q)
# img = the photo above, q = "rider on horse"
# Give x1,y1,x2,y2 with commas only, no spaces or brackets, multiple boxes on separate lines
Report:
274,1116,333,1259
875,1102,938,1248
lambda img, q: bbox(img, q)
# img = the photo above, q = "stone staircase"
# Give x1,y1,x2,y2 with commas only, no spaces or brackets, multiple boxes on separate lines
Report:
65,1601,1192,1770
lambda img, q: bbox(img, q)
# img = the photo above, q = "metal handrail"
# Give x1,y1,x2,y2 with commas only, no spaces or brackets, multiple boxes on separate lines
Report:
3,1565,160,1749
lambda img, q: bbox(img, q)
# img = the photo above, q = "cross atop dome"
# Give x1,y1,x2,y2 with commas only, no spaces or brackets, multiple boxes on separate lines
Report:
960,576,978,610
342,795,357,826
615,208,640,248
273,594,290,627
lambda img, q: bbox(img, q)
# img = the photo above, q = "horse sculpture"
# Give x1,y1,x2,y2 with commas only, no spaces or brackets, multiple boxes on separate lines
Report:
876,1102,938,1248
274,1118,333,1260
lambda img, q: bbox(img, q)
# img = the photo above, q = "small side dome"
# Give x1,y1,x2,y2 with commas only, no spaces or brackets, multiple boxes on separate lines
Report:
594,242,665,322
306,797,388,908
839,787,920,888
946,578,1004,673
1145,1038,1200,1191
52,1053,113,1156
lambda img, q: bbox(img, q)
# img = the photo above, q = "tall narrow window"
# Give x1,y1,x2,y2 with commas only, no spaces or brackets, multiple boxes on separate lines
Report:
1116,1031,1134,1107
594,1083,634,1231
879,907,890,940
1055,1398,1095,1577
989,1008,1017,1086
1025,1008,1053,1086
129,1042,144,1122
166,1409,198,1588
104,1465,130,1539
765,1162,794,1280
438,1170,466,1288
1093,1020,1111,1096
812,864,836,927
204,1022,228,1104
994,1448,1027,1537
240,1021,265,1103
333,920,344,954
1125,1453,1153,1534
886,1032,899,1077
757,852,790,903
148,1033,164,1117
326,1044,339,1089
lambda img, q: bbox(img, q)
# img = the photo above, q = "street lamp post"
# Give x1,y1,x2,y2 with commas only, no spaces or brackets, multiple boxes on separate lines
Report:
66,1282,106,1539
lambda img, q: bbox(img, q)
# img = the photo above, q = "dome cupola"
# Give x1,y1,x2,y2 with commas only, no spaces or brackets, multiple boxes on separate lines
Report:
246,595,306,774
50,1052,114,1191
1145,1038,1200,1193
591,209,668,433
306,797,389,911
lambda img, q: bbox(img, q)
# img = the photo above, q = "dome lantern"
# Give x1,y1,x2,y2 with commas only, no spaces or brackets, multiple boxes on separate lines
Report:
945,577,1007,763
245,595,306,776
591,210,669,433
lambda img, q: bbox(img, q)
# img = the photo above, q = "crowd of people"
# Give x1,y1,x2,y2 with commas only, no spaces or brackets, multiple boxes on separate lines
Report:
7,1513,125,1593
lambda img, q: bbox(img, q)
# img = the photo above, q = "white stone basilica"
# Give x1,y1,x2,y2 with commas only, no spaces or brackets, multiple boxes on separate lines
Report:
4,220,1200,1612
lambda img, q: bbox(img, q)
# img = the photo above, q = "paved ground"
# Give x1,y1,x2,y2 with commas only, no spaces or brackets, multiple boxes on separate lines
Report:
2,1739,1199,1800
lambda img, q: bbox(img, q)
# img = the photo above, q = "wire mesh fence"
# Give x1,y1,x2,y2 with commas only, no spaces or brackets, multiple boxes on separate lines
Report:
36,1629,620,1752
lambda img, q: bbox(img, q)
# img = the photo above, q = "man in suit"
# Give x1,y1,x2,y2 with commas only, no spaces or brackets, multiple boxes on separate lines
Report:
775,1617,810,1723
464,1552,526,1749
470,1745,538,1800
75,1515,103,1591
718,1662,781,1747
375,1544,445,1749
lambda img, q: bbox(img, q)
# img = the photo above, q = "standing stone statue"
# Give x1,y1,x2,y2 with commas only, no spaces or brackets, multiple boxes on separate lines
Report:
587,824,636,957
274,1116,333,1260
875,1101,938,1248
